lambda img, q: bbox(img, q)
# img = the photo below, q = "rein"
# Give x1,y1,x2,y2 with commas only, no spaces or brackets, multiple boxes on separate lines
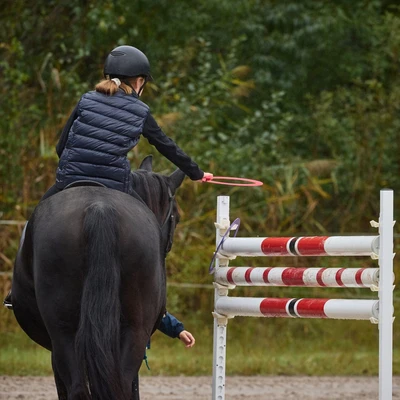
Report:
160,187,175,256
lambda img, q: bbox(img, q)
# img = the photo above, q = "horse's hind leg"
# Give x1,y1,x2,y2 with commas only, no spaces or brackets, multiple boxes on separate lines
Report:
120,325,150,400
52,356,68,400
51,337,89,400
132,375,139,400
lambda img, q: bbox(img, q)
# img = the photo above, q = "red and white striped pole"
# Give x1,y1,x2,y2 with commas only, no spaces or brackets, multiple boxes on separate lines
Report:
215,297,379,320
215,266,381,288
220,236,379,257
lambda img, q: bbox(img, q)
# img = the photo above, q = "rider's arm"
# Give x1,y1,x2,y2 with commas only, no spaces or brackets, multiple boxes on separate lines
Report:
142,113,204,181
56,104,79,158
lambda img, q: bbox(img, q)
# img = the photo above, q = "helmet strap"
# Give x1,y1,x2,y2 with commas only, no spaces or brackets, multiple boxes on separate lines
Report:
123,77,147,96
138,77,148,96
122,80,136,93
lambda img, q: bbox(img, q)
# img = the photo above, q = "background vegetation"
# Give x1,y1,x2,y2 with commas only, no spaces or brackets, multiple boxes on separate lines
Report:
1,0,399,376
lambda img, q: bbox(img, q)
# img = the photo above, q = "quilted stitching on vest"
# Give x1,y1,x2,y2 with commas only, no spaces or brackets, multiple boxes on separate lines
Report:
56,91,149,192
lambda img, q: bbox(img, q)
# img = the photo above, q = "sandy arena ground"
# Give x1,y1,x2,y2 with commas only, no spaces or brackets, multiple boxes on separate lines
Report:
1,375,400,399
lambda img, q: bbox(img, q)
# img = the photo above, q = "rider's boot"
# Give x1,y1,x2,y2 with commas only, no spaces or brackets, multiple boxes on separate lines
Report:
3,292,12,310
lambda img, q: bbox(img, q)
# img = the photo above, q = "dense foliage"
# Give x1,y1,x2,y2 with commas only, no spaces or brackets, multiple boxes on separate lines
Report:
1,1,399,332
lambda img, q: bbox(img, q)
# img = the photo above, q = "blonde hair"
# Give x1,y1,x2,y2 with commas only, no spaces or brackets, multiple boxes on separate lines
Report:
95,77,140,96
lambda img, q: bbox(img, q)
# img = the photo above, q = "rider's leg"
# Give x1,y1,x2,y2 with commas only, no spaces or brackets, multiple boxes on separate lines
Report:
3,221,29,310
4,185,62,309
40,184,62,201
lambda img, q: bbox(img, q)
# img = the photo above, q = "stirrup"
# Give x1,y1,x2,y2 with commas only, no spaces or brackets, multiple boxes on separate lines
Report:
3,300,13,310
3,294,13,310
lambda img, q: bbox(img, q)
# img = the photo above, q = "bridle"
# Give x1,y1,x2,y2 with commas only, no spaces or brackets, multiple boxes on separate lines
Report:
160,187,176,257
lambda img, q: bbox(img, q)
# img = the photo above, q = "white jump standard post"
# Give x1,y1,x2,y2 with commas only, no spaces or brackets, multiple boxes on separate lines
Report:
211,190,395,400
211,196,231,400
378,189,394,399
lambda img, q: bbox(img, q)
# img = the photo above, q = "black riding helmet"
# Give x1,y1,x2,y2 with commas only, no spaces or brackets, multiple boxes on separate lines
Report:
103,45,153,82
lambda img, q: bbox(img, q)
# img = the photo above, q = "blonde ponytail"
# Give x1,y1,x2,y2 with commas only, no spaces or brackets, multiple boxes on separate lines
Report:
95,77,137,96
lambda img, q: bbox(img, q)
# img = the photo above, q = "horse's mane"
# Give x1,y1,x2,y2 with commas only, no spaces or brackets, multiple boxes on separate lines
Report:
131,170,172,224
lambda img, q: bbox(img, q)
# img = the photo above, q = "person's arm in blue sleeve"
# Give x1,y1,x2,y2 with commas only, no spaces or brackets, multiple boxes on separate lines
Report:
158,312,184,338
158,312,196,347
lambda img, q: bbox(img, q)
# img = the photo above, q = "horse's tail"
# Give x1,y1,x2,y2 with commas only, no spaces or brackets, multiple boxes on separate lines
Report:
76,202,127,400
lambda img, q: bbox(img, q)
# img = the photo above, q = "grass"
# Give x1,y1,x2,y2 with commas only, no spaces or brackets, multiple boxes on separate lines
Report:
1,315,399,377
0,332,52,375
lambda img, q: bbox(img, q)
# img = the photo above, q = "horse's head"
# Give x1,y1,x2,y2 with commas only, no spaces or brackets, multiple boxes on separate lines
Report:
131,155,186,256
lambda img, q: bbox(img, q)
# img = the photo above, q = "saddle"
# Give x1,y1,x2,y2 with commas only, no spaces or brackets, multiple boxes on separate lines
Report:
64,180,146,205
64,180,106,189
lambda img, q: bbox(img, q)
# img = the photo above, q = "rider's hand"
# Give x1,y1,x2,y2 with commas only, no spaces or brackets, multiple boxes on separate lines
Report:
201,172,213,182
178,330,196,348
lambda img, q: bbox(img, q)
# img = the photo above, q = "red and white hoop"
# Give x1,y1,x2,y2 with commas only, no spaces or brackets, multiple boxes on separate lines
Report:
206,176,263,187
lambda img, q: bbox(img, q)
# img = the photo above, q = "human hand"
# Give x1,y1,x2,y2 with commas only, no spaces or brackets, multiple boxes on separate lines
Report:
201,172,213,182
178,330,196,348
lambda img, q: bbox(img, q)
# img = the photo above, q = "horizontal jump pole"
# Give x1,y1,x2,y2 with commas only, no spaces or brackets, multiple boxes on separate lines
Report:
215,297,379,320
219,236,379,257
215,267,380,288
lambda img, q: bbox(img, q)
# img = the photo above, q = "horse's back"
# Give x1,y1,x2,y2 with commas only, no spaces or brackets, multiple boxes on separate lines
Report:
33,186,161,246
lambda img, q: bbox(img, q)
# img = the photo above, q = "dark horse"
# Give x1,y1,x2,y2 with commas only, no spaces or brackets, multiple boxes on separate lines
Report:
11,156,185,399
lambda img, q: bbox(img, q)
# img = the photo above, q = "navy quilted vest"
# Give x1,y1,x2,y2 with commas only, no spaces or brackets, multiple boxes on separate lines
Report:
56,90,149,193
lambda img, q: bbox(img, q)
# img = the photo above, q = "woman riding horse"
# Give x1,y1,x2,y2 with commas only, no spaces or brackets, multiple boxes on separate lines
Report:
7,45,213,399
5,45,211,309
12,158,185,399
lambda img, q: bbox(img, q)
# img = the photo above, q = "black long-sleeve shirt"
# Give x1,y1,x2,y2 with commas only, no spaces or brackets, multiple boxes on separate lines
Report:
56,104,204,181
142,114,203,180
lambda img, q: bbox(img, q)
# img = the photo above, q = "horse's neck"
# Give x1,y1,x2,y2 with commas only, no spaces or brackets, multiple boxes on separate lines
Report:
143,196,165,225
133,173,168,226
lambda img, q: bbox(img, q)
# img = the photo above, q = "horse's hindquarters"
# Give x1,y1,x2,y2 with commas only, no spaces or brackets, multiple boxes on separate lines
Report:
12,223,52,351
28,188,168,399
